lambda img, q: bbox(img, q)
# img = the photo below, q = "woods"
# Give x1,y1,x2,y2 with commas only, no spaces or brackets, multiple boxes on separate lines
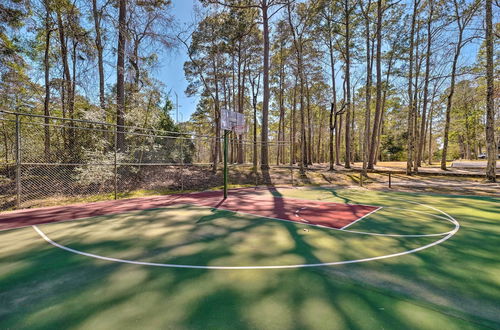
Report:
0,0,498,181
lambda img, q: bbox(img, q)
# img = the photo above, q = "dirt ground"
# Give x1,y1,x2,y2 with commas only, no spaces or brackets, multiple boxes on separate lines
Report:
248,166,500,197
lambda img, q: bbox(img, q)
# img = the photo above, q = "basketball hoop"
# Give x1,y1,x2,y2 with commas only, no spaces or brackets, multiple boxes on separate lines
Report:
221,109,245,133
220,108,247,199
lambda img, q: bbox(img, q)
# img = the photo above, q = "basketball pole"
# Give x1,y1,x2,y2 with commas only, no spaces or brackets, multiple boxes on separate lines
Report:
223,129,229,199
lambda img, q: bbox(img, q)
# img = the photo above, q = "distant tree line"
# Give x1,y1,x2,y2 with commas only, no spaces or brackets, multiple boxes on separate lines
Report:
0,0,498,181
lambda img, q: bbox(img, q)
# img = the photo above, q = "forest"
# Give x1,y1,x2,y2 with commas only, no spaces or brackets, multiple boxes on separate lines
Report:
0,0,498,182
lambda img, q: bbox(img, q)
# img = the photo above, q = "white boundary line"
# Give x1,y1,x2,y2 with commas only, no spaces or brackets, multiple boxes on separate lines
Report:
340,207,382,230
32,198,460,270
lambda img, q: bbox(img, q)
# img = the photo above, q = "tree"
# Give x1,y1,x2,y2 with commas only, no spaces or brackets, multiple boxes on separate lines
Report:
249,63,261,171
0,0,29,75
116,0,126,150
287,1,317,173
406,0,420,175
485,0,496,182
43,0,53,161
367,0,386,170
91,0,107,113
343,0,355,169
316,0,344,170
440,0,479,170
0,0,495,188
203,0,287,170
414,0,434,169
181,12,232,172
450,80,483,159
127,0,174,93
358,0,373,173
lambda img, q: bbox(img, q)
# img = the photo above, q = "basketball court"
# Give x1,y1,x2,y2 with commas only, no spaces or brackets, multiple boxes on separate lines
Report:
1,109,498,328
0,187,498,329
0,186,498,328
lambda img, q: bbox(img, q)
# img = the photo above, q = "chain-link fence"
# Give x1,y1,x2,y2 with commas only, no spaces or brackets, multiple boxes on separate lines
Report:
0,111,298,211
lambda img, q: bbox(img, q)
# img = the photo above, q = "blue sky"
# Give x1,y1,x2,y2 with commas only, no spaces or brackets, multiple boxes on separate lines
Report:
154,0,199,123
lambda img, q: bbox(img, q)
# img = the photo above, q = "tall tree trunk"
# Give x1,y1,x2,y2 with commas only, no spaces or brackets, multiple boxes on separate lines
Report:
131,39,140,92
277,43,285,165
406,0,419,174
43,1,51,161
300,78,307,173
424,84,436,163
92,0,106,112
416,0,433,169
260,1,270,170
116,0,126,151
328,39,337,171
213,58,221,172
336,114,343,165
485,0,496,182
317,112,322,163
57,9,74,154
441,0,466,170
213,102,221,173
306,77,312,165
374,44,395,165
344,0,352,168
329,101,335,170
253,95,258,171
412,27,422,172
351,89,356,161
241,58,248,163
427,101,434,164
368,0,383,170
250,73,260,172
291,77,297,165
237,46,244,164
287,4,306,174
70,39,78,151
360,0,372,173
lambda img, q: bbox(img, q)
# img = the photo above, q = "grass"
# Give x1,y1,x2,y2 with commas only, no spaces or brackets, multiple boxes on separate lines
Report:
0,187,499,329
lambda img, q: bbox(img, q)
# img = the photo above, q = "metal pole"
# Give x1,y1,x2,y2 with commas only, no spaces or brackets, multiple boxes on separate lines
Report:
223,130,228,199
15,114,21,208
290,139,294,186
114,128,118,200
180,140,184,191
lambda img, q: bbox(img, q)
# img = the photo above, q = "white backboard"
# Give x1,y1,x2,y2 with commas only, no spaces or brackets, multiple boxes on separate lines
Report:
221,109,245,133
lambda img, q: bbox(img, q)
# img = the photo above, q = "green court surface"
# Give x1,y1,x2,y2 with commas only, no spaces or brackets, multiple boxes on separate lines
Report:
0,187,499,329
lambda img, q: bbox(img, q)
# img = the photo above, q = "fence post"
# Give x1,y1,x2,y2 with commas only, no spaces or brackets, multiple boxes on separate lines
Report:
223,130,228,199
388,172,392,188
114,127,118,200
359,172,363,187
15,114,21,208
180,140,184,191
290,140,294,187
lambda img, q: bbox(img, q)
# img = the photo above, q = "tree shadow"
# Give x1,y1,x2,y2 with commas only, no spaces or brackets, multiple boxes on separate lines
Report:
1,188,498,329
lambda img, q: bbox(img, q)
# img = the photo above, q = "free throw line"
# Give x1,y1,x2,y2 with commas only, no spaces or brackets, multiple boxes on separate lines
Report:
340,207,383,230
